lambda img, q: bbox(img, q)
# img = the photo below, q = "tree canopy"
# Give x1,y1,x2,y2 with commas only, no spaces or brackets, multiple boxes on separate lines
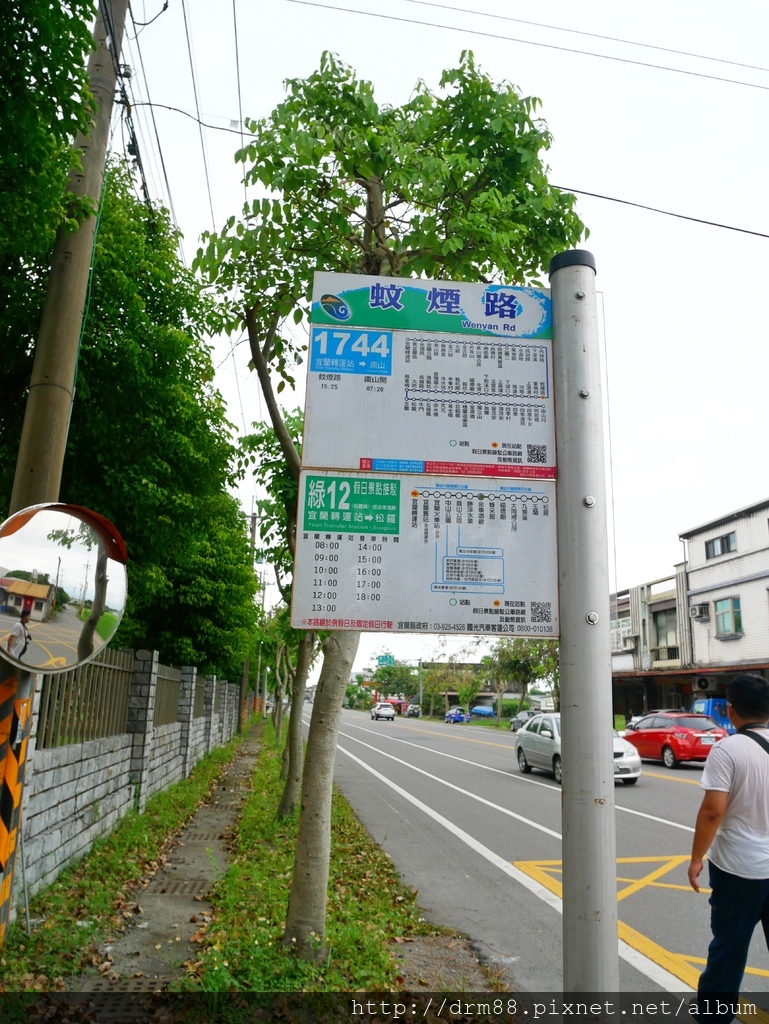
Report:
56,161,259,679
195,49,585,957
0,2,96,496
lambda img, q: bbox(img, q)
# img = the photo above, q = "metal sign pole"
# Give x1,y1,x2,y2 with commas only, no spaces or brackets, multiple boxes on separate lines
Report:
550,251,619,991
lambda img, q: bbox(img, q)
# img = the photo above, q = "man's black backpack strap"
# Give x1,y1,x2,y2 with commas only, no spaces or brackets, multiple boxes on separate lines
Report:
737,724,769,756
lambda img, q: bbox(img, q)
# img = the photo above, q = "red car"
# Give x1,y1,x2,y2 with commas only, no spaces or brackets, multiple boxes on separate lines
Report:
624,712,726,768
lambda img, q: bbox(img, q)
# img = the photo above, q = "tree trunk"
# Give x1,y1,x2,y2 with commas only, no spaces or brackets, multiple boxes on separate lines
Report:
277,630,314,819
282,630,359,958
77,545,108,662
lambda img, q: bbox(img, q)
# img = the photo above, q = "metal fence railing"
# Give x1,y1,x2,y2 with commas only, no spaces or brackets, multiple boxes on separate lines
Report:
193,676,206,719
36,648,134,749
154,663,181,727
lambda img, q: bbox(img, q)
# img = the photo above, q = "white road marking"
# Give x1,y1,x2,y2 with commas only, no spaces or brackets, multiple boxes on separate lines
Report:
340,719,695,834
336,728,692,991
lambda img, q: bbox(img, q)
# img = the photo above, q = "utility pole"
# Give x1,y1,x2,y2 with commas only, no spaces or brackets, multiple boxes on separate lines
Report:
9,0,129,516
1,1,130,950
550,251,619,991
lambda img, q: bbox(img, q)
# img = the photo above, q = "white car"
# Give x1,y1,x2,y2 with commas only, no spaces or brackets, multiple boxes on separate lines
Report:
371,702,395,721
515,713,642,785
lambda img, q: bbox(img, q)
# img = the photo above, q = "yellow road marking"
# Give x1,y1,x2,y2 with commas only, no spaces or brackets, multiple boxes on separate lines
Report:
514,856,769,1001
642,769,703,786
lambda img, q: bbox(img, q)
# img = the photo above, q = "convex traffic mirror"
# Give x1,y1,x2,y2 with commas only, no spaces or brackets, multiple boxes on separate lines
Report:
0,503,127,673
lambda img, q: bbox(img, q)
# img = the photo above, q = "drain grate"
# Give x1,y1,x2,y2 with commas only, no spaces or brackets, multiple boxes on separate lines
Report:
76,977,172,992
142,877,211,895
182,831,224,841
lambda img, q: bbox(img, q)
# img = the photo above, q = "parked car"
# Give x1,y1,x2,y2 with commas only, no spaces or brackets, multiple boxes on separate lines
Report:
471,705,495,718
445,707,470,723
623,712,726,768
515,713,642,785
405,703,421,718
371,701,395,721
509,709,538,733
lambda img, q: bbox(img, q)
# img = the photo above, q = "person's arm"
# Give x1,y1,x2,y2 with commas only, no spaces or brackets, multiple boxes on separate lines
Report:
688,789,729,892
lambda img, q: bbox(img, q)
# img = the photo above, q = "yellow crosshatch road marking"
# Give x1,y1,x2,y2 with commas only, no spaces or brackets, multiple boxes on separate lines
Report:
514,855,769,1002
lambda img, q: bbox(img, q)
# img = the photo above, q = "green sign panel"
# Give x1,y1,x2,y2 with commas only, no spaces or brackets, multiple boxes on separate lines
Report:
301,474,400,535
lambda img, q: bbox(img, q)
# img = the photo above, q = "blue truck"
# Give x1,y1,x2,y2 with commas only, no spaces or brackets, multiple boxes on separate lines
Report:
690,695,735,734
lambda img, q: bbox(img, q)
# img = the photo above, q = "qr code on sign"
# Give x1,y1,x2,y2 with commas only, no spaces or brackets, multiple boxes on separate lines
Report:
531,602,551,623
527,444,547,464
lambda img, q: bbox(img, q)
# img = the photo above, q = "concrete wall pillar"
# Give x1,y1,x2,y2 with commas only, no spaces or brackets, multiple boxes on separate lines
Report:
203,675,216,754
127,650,158,813
178,665,196,778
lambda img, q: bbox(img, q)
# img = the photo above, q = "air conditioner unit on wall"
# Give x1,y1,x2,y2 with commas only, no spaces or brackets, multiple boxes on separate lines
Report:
695,676,718,693
690,603,710,621
622,635,637,650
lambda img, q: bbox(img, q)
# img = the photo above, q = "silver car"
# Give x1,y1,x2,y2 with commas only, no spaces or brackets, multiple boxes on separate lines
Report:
515,713,642,785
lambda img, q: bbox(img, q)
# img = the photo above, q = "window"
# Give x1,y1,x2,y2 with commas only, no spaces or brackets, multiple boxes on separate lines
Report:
652,609,678,660
705,532,736,560
715,597,742,638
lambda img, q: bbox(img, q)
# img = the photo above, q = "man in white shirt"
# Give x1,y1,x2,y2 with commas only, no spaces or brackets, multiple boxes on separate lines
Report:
5,607,31,660
688,672,769,1021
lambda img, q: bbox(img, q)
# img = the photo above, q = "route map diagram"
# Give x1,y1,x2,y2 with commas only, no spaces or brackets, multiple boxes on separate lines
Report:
291,472,558,637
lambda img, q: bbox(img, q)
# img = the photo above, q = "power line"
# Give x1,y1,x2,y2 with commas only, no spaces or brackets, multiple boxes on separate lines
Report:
131,100,769,241
126,5,184,260
132,102,248,135
132,101,246,135
284,0,769,93
232,0,248,209
407,0,769,77
131,0,170,30
555,186,769,240
180,0,216,230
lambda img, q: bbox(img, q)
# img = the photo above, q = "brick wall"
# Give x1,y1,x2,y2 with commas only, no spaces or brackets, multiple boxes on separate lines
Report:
15,651,242,908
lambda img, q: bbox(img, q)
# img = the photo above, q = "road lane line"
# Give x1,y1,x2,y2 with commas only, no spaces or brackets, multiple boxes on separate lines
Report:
338,720,697,833
339,732,562,839
338,741,689,992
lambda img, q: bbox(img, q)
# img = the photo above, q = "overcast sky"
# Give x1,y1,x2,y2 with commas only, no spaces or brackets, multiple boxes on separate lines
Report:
121,0,769,674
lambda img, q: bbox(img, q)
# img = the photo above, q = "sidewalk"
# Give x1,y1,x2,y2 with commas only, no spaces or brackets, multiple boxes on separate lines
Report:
68,733,261,997
55,728,494,1006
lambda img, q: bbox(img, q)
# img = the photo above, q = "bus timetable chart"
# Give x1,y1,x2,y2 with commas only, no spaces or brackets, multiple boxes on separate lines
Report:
302,327,555,480
291,471,558,637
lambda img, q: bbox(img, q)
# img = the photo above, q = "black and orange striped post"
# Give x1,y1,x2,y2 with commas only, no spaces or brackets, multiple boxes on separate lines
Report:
0,658,35,945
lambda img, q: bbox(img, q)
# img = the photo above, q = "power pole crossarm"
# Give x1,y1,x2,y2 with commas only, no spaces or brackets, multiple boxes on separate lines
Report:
10,0,129,516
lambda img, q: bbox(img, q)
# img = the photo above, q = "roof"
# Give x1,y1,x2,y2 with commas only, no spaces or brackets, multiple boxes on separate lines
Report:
679,498,769,540
5,579,53,599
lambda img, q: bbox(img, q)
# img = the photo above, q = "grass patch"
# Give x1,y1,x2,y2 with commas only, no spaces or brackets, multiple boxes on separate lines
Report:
0,733,246,990
188,722,438,992
77,607,118,640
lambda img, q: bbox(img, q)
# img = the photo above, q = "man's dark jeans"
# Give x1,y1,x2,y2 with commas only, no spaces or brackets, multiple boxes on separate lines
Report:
695,861,769,1020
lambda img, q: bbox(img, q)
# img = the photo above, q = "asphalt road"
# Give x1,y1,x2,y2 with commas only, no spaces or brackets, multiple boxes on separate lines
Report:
309,709,769,994
0,605,104,670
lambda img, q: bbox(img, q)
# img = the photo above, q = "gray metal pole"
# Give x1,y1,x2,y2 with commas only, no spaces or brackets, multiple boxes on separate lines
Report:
549,251,619,992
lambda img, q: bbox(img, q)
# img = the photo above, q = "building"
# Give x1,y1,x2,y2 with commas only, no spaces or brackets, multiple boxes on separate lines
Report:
611,498,769,720
682,498,769,677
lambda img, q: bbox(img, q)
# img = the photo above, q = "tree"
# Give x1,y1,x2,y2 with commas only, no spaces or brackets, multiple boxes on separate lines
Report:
454,665,482,720
240,412,320,817
0,2,97,501
55,161,259,680
488,637,554,717
372,662,416,701
421,663,451,718
194,50,584,959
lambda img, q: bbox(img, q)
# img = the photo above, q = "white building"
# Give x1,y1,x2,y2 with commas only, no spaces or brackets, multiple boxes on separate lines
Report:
610,498,769,719
680,497,769,674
